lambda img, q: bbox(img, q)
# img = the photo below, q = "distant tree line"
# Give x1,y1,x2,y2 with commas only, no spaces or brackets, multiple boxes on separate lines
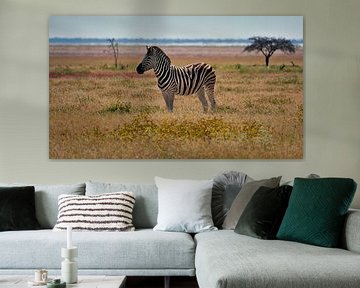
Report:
106,36,296,69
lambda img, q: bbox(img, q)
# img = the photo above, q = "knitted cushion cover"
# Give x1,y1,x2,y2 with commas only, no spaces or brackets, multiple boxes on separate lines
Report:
277,178,357,247
53,192,136,232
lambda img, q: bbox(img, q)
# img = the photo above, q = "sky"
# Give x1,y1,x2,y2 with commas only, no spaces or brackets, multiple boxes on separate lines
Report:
49,16,303,40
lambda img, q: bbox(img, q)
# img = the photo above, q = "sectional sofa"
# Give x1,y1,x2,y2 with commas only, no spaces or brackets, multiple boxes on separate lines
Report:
0,178,359,288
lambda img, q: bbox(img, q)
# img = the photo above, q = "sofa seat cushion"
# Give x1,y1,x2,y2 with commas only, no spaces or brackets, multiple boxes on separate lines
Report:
0,229,195,271
195,230,360,288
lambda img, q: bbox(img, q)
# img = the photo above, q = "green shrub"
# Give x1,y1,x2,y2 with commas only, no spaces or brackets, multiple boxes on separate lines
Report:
102,102,132,113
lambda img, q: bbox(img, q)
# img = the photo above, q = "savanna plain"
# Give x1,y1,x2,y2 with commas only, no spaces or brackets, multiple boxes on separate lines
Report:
49,45,303,159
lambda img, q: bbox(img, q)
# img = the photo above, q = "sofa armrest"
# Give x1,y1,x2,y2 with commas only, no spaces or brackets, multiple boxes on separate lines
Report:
342,209,360,253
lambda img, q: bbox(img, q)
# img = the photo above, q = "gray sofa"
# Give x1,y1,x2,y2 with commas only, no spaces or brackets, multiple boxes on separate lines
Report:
0,181,360,288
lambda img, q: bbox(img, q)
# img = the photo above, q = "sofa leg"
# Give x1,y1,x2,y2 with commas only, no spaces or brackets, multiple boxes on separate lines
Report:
164,276,170,288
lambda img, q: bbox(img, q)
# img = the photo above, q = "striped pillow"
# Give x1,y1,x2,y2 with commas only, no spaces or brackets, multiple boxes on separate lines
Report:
53,192,136,231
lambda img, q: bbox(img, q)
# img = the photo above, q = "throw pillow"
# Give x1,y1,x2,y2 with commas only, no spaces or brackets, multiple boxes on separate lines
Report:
53,192,136,231
0,186,41,231
153,177,217,233
277,178,357,248
234,185,293,239
212,171,249,228
222,176,281,230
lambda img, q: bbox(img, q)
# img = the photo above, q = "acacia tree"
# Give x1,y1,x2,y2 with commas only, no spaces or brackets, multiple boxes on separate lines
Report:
244,37,295,67
107,38,120,68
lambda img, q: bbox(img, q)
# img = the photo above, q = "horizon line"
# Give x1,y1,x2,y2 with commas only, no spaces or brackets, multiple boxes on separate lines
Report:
49,36,303,40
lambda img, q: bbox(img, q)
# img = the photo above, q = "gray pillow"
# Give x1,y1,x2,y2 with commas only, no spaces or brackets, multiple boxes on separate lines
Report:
222,176,281,230
212,171,249,228
0,183,85,228
154,177,217,233
86,181,158,229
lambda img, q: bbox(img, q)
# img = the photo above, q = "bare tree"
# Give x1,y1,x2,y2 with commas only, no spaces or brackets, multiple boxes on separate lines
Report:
244,37,295,67
107,38,119,68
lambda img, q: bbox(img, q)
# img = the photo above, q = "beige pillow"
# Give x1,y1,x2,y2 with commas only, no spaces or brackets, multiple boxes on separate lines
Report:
222,176,281,230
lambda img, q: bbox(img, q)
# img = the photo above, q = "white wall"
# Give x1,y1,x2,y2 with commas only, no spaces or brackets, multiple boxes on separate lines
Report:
0,0,359,208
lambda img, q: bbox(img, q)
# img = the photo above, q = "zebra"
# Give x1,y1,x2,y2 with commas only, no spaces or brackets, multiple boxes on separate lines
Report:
136,46,216,112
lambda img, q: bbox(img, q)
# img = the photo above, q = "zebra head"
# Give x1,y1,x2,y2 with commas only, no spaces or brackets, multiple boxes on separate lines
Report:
136,46,170,74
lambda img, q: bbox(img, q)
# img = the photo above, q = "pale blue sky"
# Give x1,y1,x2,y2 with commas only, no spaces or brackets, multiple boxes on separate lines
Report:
49,16,303,39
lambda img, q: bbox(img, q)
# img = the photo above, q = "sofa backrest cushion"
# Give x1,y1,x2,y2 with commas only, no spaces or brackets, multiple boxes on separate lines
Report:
0,183,86,229
341,209,360,253
86,181,158,229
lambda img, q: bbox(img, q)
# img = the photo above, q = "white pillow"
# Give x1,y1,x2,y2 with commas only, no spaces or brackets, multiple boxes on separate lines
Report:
53,192,135,232
154,177,217,233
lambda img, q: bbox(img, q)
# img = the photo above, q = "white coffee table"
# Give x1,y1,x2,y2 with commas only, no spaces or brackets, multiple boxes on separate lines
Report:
0,275,126,288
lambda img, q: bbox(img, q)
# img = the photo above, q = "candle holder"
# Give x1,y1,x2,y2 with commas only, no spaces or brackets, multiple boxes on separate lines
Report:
61,247,78,284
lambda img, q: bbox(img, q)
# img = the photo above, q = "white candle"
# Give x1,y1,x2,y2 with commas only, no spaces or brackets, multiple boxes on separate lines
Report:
67,225,72,249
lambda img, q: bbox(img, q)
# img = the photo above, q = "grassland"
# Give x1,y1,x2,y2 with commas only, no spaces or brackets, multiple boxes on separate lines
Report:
49,45,303,159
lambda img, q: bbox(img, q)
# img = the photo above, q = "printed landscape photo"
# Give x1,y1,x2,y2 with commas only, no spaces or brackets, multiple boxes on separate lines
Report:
49,16,303,159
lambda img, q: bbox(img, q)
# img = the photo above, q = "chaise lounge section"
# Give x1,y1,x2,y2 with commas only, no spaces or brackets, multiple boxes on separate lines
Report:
195,215,360,288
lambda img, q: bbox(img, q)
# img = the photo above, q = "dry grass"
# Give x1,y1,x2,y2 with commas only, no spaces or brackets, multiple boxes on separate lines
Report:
49,45,303,159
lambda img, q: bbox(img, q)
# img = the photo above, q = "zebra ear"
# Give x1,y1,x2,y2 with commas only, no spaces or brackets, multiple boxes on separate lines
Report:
146,45,150,50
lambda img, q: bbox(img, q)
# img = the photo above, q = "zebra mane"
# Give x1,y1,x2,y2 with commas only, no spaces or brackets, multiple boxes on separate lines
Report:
150,46,171,65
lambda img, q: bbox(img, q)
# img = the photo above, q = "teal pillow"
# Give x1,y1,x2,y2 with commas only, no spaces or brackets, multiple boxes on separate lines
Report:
277,178,357,247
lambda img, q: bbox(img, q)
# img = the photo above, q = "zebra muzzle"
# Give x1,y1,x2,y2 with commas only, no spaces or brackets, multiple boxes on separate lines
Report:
136,64,144,74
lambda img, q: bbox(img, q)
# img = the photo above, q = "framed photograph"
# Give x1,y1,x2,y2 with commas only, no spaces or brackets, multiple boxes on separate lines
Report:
49,16,303,159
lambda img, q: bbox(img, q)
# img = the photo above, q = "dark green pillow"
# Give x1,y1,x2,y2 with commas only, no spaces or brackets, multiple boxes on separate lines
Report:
235,185,292,239
277,178,357,247
0,186,41,231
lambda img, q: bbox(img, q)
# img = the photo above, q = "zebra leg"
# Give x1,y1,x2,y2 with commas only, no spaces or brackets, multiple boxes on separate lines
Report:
196,87,208,112
162,91,175,112
205,84,216,112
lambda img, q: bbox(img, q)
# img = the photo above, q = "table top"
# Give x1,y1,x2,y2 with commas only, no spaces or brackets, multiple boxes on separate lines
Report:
0,275,126,288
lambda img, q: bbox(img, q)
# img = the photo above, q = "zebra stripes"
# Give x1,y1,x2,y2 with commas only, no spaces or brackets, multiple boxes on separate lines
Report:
136,46,216,112
53,192,136,231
